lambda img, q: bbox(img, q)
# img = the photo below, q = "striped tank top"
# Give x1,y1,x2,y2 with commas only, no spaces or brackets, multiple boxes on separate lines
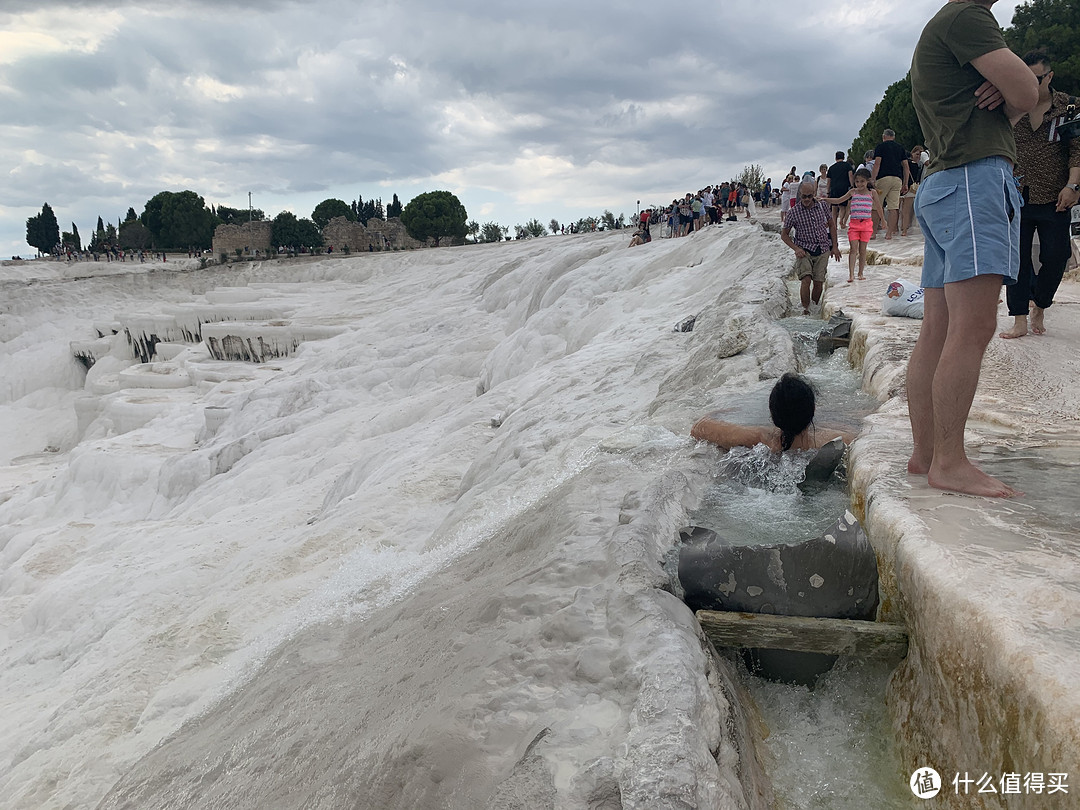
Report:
849,191,874,220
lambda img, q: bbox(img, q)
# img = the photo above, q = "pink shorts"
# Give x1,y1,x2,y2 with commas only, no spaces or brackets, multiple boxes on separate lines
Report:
848,218,873,243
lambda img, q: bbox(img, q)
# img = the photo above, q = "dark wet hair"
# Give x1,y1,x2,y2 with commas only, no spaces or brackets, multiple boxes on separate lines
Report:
769,373,816,451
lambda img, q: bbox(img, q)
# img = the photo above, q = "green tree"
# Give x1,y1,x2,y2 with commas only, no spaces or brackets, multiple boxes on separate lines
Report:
62,223,82,250
124,207,138,223
400,190,468,247
549,218,560,235
119,220,152,250
600,210,616,230
479,221,507,243
160,191,216,248
466,220,480,242
26,202,60,254
737,164,765,189
1004,0,1080,95
311,198,354,231
850,74,925,164
271,211,324,249
386,193,403,219
215,205,265,225
524,218,546,238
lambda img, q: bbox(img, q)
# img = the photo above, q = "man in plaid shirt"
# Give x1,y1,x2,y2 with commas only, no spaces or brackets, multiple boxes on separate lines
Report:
781,180,841,314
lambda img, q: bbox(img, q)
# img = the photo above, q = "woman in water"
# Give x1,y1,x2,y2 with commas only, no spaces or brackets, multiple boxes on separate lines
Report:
690,373,855,452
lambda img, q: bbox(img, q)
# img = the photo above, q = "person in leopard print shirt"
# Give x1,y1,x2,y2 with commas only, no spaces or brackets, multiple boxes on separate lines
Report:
1001,50,1080,339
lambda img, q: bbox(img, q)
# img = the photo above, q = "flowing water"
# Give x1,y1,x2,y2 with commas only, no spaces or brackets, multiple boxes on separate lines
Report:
686,316,916,808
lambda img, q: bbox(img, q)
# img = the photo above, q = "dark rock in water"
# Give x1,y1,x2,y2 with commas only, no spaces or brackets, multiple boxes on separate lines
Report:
678,511,878,686
817,310,853,355
674,315,696,333
797,438,846,495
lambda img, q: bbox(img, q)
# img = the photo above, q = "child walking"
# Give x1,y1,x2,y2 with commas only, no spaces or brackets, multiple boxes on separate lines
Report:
827,168,883,283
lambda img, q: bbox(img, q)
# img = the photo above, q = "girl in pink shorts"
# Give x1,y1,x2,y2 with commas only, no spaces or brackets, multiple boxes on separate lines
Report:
828,169,883,282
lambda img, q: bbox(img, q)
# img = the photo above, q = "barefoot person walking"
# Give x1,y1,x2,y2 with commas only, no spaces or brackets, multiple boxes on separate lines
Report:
906,0,1038,497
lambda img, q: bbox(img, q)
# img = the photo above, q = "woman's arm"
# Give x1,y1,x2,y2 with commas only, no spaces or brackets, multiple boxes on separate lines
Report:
691,417,772,450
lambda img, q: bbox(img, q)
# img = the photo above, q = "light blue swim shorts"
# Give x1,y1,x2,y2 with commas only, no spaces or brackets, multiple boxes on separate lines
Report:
914,155,1020,289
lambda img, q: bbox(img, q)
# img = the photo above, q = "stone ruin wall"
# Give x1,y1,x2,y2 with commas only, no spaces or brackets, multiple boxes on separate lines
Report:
211,217,433,260
321,216,426,251
212,221,273,258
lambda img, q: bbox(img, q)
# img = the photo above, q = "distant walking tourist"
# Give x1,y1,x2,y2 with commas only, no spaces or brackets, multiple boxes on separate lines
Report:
900,145,926,236
827,151,854,227
999,50,1080,340
781,180,842,315
691,373,855,451
869,129,912,240
906,0,1038,497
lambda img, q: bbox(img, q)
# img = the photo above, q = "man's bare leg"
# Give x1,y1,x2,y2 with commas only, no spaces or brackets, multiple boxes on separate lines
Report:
999,314,1028,339
800,276,811,314
1030,304,1046,335
926,275,1019,497
885,208,900,240
907,287,948,475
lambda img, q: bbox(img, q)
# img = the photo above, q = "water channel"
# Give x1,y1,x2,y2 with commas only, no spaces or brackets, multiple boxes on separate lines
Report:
678,313,918,808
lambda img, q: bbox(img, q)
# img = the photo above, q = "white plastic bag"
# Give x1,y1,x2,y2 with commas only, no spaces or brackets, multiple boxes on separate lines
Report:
882,278,924,319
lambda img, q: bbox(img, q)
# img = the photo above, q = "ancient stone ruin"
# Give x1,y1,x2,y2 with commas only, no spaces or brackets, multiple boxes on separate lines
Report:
211,221,273,259
211,216,430,260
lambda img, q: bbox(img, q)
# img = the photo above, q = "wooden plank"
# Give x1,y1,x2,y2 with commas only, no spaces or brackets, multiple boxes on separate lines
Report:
696,610,908,661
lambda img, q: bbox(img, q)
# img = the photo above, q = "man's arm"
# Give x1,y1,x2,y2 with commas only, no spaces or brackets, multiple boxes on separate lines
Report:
971,48,1039,124
870,156,882,184
780,224,805,258
691,417,770,450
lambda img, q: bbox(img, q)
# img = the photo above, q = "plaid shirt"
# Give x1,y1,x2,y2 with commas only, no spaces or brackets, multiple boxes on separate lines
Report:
1014,89,1080,206
783,200,833,253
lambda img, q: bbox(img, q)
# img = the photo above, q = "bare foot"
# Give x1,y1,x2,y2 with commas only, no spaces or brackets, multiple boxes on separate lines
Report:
999,316,1028,340
1030,306,1046,335
847,278,854,284
907,452,932,475
900,230,908,237
928,459,1022,498
857,273,865,280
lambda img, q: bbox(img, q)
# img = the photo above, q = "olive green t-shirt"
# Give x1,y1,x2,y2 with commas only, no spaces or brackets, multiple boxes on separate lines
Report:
910,2,1016,178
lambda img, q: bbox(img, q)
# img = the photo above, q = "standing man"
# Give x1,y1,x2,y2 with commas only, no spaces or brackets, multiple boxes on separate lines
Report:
906,0,1038,497
827,151,854,228
1000,50,1080,339
870,129,912,239
781,181,842,315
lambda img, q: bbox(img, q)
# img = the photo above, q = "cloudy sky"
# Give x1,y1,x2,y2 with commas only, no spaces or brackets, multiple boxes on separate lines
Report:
1,0,1023,254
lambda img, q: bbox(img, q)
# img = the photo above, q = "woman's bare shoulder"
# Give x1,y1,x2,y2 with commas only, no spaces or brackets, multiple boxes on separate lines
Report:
814,425,857,446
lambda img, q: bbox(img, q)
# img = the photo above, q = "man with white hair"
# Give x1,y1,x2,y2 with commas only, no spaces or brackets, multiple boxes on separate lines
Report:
781,180,841,314
906,0,1038,497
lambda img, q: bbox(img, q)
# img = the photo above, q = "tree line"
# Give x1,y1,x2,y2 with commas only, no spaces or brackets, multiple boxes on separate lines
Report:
26,184,638,258
24,190,410,255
